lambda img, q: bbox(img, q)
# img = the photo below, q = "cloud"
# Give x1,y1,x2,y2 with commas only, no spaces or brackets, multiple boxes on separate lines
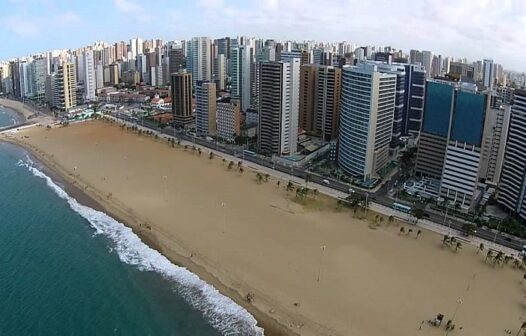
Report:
0,15,39,36
113,0,151,22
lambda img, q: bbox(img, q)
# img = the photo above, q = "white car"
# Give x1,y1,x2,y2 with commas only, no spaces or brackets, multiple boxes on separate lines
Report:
323,179,330,185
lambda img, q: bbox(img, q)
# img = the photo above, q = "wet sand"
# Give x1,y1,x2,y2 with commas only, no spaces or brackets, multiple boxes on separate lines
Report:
0,98,36,122
4,120,525,336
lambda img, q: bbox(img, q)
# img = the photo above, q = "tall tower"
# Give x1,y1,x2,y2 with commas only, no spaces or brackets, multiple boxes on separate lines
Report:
170,71,193,127
83,50,96,101
483,59,494,90
258,59,300,156
195,81,217,137
230,46,252,111
498,90,526,220
299,64,341,141
190,37,212,87
337,63,396,180
53,63,77,111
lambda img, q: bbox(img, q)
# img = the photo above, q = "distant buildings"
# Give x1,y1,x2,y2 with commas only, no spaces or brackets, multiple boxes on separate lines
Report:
483,59,494,90
337,62,396,179
188,37,212,87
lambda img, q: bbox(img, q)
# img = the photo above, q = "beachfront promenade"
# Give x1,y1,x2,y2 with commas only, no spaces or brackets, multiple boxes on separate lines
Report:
105,115,519,256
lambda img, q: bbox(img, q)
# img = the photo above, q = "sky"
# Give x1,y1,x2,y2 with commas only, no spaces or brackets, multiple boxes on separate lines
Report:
1,0,526,71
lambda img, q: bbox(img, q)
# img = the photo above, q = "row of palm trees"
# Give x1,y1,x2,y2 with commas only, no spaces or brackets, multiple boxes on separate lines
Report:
399,226,423,239
441,235,463,252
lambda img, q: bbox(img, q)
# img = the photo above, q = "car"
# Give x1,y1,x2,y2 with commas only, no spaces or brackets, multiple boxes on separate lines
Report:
323,179,330,185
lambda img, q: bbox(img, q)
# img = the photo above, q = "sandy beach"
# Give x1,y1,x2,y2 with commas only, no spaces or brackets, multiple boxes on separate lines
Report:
0,98,36,122
3,120,526,336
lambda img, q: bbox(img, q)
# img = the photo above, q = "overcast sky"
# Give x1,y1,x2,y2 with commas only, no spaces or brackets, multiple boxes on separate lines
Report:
1,0,525,71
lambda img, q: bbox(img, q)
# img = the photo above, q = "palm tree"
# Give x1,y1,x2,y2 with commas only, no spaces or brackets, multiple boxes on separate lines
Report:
399,227,405,235
521,274,526,284
276,180,281,188
478,243,484,254
494,251,504,265
388,215,394,225
305,174,311,186
228,161,234,170
184,144,188,151
485,250,494,263
237,161,242,169
286,181,294,193
407,228,413,236
455,241,462,252
264,174,270,182
239,167,244,174
256,172,263,183
198,148,202,156
222,158,226,165
313,189,318,199
375,215,380,224
209,152,214,160
513,258,521,269
416,230,422,239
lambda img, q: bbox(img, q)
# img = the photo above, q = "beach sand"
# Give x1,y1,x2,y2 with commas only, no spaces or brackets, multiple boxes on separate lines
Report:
5,120,526,336
0,98,36,122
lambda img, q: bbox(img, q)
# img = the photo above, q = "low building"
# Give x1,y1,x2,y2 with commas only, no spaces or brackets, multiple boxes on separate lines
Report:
217,100,241,142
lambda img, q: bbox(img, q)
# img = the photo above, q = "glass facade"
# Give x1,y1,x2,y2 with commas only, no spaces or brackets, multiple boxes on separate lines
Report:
450,91,486,146
422,81,454,137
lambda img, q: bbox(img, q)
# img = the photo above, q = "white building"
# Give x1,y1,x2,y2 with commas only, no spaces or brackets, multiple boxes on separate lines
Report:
337,62,396,179
214,54,226,91
217,101,241,141
83,50,96,101
189,37,212,87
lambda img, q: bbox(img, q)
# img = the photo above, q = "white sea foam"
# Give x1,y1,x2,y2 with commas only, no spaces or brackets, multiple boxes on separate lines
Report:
19,160,265,336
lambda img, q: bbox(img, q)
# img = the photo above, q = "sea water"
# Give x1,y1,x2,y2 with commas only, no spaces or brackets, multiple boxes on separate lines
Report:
0,106,263,336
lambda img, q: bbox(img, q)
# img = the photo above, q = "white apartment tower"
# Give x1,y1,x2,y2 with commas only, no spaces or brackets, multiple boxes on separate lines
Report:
189,37,212,87
258,58,300,156
83,50,96,101
337,63,396,179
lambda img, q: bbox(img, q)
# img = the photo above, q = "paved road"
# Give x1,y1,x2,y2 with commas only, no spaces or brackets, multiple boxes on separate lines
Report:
113,113,526,252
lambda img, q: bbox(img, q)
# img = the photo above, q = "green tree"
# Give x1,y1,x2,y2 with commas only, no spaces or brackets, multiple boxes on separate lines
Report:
286,181,294,193
411,208,426,223
455,241,462,252
256,172,263,184
478,243,484,254
442,235,450,247
416,229,422,239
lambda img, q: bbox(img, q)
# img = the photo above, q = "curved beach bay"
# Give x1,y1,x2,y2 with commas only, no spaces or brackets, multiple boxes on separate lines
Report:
5,120,525,336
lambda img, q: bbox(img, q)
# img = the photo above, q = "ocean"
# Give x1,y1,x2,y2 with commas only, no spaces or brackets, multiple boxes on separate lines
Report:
0,106,263,336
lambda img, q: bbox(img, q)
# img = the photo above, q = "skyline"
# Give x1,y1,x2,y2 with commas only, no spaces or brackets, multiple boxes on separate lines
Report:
1,0,526,71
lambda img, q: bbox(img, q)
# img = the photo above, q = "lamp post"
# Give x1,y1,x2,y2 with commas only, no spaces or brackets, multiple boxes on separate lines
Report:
445,298,463,336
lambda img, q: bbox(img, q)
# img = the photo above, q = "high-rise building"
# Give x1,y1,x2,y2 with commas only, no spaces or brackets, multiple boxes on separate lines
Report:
195,81,217,137
170,71,193,127
402,64,426,137
498,90,526,221
130,38,143,60
422,51,433,78
299,64,341,141
217,101,241,141
82,50,96,101
483,59,494,90
213,54,226,91
230,46,252,111
53,63,77,111
188,37,212,87
31,57,48,100
480,106,511,186
337,63,396,179
363,61,406,155
168,47,185,75
415,80,489,208
216,37,231,59
258,59,300,156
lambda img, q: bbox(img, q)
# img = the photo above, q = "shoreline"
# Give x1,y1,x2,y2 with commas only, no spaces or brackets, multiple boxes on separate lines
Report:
1,138,291,336
0,98,36,124
3,120,524,336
